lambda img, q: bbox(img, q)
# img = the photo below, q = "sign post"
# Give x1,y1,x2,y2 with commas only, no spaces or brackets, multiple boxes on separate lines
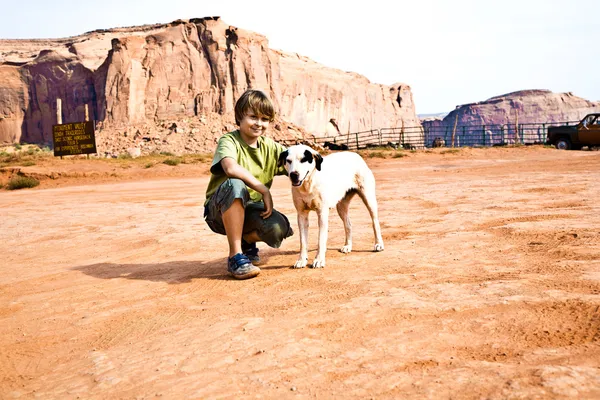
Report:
52,121,97,157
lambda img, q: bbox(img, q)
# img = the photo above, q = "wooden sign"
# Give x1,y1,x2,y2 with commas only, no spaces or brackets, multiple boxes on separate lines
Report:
52,121,97,157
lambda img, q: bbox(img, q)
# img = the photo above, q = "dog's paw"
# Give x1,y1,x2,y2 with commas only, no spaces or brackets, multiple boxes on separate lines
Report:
339,245,352,254
374,243,385,252
293,257,308,269
311,257,326,268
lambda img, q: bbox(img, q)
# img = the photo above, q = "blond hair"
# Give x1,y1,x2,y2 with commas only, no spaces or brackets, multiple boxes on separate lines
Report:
234,89,275,125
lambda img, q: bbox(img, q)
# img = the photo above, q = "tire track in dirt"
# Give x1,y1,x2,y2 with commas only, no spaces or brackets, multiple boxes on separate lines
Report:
476,214,574,231
92,308,200,350
451,300,600,362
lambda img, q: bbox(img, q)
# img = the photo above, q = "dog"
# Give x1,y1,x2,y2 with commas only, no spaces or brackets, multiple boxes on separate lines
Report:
323,141,349,151
278,145,384,268
432,137,446,148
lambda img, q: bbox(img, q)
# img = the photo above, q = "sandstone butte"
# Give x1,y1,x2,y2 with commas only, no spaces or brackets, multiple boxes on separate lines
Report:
422,89,600,131
0,17,419,156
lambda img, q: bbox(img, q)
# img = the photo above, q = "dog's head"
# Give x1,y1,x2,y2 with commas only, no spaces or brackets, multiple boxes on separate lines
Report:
277,145,323,187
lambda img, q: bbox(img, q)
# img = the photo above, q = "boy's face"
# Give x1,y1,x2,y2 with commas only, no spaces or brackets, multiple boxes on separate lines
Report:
239,110,271,142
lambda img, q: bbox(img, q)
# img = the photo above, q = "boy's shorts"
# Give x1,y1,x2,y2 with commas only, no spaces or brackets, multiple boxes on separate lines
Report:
204,178,293,248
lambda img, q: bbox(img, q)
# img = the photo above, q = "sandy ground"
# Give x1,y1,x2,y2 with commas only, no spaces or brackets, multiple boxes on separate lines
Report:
1,146,599,399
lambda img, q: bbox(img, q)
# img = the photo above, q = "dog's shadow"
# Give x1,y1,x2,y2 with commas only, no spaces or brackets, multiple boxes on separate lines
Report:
72,258,292,284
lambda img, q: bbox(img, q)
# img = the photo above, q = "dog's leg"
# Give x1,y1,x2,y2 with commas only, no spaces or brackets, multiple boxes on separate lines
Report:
358,185,385,252
336,193,354,253
294,210,310,268
312,207,329,268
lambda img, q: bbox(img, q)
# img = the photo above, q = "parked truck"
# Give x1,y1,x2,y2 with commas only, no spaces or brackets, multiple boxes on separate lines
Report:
547,113,600,150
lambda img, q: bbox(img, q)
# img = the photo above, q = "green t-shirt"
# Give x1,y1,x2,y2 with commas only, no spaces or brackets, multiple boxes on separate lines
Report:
205,130,287,205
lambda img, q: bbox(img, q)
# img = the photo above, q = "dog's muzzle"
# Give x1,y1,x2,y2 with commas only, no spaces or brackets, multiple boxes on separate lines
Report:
289,171,309,187
289,171,301,186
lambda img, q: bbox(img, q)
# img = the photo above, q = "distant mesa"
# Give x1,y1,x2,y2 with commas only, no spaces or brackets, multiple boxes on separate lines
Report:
421,89,600,128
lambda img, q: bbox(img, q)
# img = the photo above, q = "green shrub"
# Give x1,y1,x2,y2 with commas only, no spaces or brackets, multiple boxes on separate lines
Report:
144,162,154,169
21,161,36,167
13,143,22,150
366,150,387,159
7,176,40,190
163,158,181,166
440,149,461,155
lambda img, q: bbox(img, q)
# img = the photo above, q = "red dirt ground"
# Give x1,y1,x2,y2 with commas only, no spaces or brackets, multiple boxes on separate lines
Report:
1,146,599,399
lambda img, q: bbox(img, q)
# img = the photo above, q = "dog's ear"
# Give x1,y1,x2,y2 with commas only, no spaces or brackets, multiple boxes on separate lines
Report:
277,150,288,168
315,153,323,171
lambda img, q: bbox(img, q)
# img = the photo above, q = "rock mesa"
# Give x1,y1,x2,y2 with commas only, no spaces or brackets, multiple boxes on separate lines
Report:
0,17,419,155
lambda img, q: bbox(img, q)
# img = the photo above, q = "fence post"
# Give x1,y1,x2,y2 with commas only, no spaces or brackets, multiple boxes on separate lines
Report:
355,132,359,150
451,113,458,147
542,123,545,144
514,109,520,144
482,125,486,147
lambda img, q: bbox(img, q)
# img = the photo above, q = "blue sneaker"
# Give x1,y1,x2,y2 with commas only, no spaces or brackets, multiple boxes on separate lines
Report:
242,240,260,264
227,253,260,279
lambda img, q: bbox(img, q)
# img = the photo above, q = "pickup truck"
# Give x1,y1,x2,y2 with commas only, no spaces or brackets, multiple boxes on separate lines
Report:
547,113,600,150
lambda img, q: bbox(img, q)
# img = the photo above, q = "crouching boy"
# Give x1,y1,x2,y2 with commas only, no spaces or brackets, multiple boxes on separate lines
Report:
204,89,293,279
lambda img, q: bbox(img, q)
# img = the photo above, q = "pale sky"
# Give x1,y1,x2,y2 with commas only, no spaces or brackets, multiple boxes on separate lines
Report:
2,0,598,114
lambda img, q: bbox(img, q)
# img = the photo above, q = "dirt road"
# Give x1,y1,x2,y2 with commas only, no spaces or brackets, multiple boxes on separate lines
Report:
1,147,599,399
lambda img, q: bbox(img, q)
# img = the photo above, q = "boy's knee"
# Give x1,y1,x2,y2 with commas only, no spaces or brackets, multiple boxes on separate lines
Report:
260,212,294,248
214,178,249,213
224,178,248,199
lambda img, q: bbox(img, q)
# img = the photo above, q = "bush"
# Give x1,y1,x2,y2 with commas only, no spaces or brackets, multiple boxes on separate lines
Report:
163,158,181,166
7,176,40,190
440,149,461,155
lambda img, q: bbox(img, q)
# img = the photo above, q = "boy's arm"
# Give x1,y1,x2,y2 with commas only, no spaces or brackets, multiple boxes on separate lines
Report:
220,157,273,219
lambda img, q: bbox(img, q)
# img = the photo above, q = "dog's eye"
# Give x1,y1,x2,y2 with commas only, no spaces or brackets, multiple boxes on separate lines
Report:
286,159,291,164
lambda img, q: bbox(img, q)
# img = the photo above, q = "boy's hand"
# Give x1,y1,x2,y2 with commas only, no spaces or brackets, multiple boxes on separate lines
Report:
260,188,273,219
220,158,274,219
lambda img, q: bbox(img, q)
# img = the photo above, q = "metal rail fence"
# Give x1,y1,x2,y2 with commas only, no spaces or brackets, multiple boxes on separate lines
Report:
420,121,579,148
282,120,580,150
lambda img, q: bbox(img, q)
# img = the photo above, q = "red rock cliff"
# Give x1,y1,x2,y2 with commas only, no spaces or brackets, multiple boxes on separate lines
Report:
0,17,419,154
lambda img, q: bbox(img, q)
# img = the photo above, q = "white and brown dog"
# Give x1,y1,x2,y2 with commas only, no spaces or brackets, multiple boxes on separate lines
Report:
278,145,384,268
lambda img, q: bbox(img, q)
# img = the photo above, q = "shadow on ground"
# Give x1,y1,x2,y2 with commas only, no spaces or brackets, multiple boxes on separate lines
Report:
72,258,294,283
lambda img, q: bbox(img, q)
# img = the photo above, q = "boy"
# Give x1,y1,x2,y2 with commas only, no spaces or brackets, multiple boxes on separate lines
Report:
204,89,293,279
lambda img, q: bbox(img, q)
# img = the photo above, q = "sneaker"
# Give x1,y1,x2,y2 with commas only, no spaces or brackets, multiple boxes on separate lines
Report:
227,253,261,280
242,240,261,265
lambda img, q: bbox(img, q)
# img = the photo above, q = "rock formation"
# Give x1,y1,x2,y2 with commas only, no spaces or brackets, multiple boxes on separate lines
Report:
423,90,600,130
0,17,420,155
421,90,600,146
